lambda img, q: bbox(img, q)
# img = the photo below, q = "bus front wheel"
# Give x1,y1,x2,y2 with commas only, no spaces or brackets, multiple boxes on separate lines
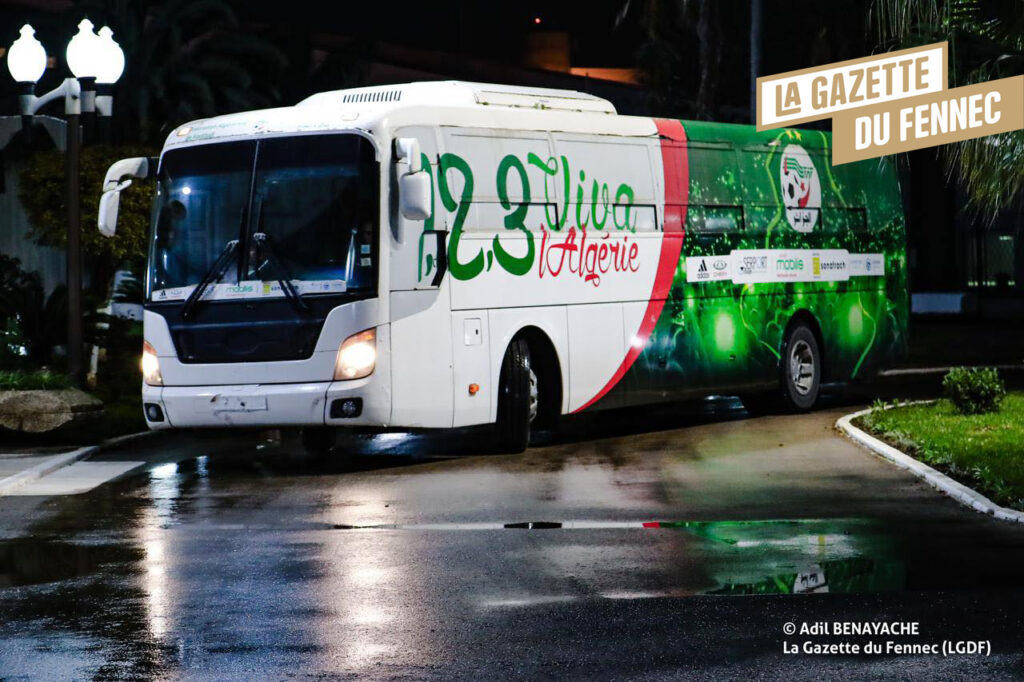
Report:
780,322,821,411
495,338,535,453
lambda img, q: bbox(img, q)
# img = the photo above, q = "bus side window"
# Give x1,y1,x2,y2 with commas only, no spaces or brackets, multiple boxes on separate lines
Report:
687,145,743,207
689,205,745,233
553,135,658,233
825,207,868,234
687,144,746,237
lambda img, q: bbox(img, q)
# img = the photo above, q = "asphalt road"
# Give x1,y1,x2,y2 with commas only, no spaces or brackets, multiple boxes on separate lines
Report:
3,391,1024,680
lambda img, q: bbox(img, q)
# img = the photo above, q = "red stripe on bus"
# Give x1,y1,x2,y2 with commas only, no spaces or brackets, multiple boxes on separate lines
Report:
573,119,689,413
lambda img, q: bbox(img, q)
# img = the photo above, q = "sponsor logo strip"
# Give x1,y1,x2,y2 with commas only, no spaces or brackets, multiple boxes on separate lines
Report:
686,249,884,284
151,279,348,302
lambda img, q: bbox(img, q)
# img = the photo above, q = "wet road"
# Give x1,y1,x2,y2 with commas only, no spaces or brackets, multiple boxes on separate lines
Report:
3,394,1024,680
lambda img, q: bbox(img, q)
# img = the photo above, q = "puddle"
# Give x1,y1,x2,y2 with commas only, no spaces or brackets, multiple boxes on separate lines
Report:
709,557,904,595
0,539,142,589
333,517,906,595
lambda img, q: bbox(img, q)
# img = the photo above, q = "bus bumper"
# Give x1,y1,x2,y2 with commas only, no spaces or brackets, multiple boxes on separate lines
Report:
143,378,388,429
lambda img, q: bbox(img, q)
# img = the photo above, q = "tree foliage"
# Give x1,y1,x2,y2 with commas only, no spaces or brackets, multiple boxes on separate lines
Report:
73,0,287,142
619,0,722,118
18,145,156,292
872,0,1024,217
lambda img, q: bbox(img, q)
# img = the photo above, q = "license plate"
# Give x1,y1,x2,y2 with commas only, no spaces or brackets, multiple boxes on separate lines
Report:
214,395,267,412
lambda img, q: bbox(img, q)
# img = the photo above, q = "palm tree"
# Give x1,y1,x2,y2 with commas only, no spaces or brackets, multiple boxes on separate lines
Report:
873,0,1024,217
617,0,721,118
74,0,287,143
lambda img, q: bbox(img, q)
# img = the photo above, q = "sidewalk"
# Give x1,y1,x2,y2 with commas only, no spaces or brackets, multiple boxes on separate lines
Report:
0,446,98,495
0,433,150,497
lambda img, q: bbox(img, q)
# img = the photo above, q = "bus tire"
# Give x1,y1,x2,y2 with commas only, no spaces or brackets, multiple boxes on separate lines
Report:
495,338,534,453
780,322,821,412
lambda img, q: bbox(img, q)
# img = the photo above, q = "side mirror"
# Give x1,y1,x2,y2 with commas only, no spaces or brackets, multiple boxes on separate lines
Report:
399,171,431,221
97,156,153,237
394,137,421,173
98,189,121,237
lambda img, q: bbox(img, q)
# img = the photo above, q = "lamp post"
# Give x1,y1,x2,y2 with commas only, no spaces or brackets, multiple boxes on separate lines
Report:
94,27,125,145
6,21,124,386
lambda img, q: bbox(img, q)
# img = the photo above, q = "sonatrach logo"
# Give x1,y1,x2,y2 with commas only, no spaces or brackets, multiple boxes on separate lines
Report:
779,144,821,233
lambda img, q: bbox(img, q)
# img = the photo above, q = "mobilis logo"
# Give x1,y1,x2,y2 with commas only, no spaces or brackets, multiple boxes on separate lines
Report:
777,257,804,271
779,144,821,233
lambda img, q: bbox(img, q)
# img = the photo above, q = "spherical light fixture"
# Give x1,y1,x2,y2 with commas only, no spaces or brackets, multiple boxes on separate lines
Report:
94,26,124,84
65,18,100,79
6,24,47,83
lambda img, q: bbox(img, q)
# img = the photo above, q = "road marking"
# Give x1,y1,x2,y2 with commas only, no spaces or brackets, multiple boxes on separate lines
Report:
333,518,847,532
5,461,145,496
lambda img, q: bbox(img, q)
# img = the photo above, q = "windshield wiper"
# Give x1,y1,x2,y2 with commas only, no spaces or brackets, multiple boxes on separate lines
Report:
181,238,240,320
251,231,311,314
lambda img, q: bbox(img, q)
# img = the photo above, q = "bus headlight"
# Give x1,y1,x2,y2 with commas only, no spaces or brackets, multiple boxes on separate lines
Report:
334,328,376,380
142,340,163,386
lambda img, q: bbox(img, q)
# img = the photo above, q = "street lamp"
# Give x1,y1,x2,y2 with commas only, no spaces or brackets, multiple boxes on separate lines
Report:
5,20,124,386
66,19,101,142
94,27,125,143
6,25,46,83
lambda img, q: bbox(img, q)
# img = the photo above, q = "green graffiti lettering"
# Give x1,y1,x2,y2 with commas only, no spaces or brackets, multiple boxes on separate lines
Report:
575,169,592,228
438,153,483,280
494,154,535,276
527,153,569,230
613,183,635,231
590,180,610,230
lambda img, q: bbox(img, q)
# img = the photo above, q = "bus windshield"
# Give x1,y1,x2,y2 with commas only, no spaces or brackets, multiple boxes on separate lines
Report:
148,134,379,302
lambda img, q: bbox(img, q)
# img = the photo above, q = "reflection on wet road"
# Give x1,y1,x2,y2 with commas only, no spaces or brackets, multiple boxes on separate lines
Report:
3,397,1024,679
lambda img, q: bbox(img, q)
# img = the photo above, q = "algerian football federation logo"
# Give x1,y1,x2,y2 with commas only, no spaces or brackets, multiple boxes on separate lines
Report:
779,145,820,233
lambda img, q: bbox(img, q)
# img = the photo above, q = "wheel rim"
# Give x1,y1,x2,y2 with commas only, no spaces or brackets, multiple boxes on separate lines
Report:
789,339,815,396
527,366,539,423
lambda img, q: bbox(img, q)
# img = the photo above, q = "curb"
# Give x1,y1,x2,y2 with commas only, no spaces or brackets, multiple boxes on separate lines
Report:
880,364,1023,377
836,405,1024,524
0,430,154,496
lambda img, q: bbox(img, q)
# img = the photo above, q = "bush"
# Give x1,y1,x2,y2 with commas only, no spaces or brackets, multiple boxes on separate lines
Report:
0,369,69,390
943,367,1005,415
18,144,156,297
0,256,66,368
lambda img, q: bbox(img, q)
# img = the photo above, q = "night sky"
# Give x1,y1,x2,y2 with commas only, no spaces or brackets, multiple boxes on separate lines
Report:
1,0,877,118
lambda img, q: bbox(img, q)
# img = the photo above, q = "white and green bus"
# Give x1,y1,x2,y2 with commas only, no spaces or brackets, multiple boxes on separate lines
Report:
99,81,908,452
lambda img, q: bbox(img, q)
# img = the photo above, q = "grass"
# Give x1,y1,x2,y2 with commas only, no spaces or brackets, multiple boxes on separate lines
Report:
856,393,1024,511
0,369,70,390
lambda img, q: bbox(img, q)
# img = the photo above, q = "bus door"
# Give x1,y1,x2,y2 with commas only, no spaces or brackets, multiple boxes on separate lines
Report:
389,126,455,427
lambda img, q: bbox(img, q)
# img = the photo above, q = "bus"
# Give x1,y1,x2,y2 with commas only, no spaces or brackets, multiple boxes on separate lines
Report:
98,81,908,454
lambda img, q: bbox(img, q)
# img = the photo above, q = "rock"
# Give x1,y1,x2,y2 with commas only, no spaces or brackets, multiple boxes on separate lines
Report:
0,389,104,433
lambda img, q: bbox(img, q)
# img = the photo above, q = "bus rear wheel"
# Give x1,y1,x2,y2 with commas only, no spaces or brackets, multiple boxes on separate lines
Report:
495,338,535,453
780,322,821,412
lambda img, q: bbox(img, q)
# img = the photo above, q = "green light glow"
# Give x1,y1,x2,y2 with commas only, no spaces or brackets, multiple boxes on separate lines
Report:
848,304,863,337
715,313,736,351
